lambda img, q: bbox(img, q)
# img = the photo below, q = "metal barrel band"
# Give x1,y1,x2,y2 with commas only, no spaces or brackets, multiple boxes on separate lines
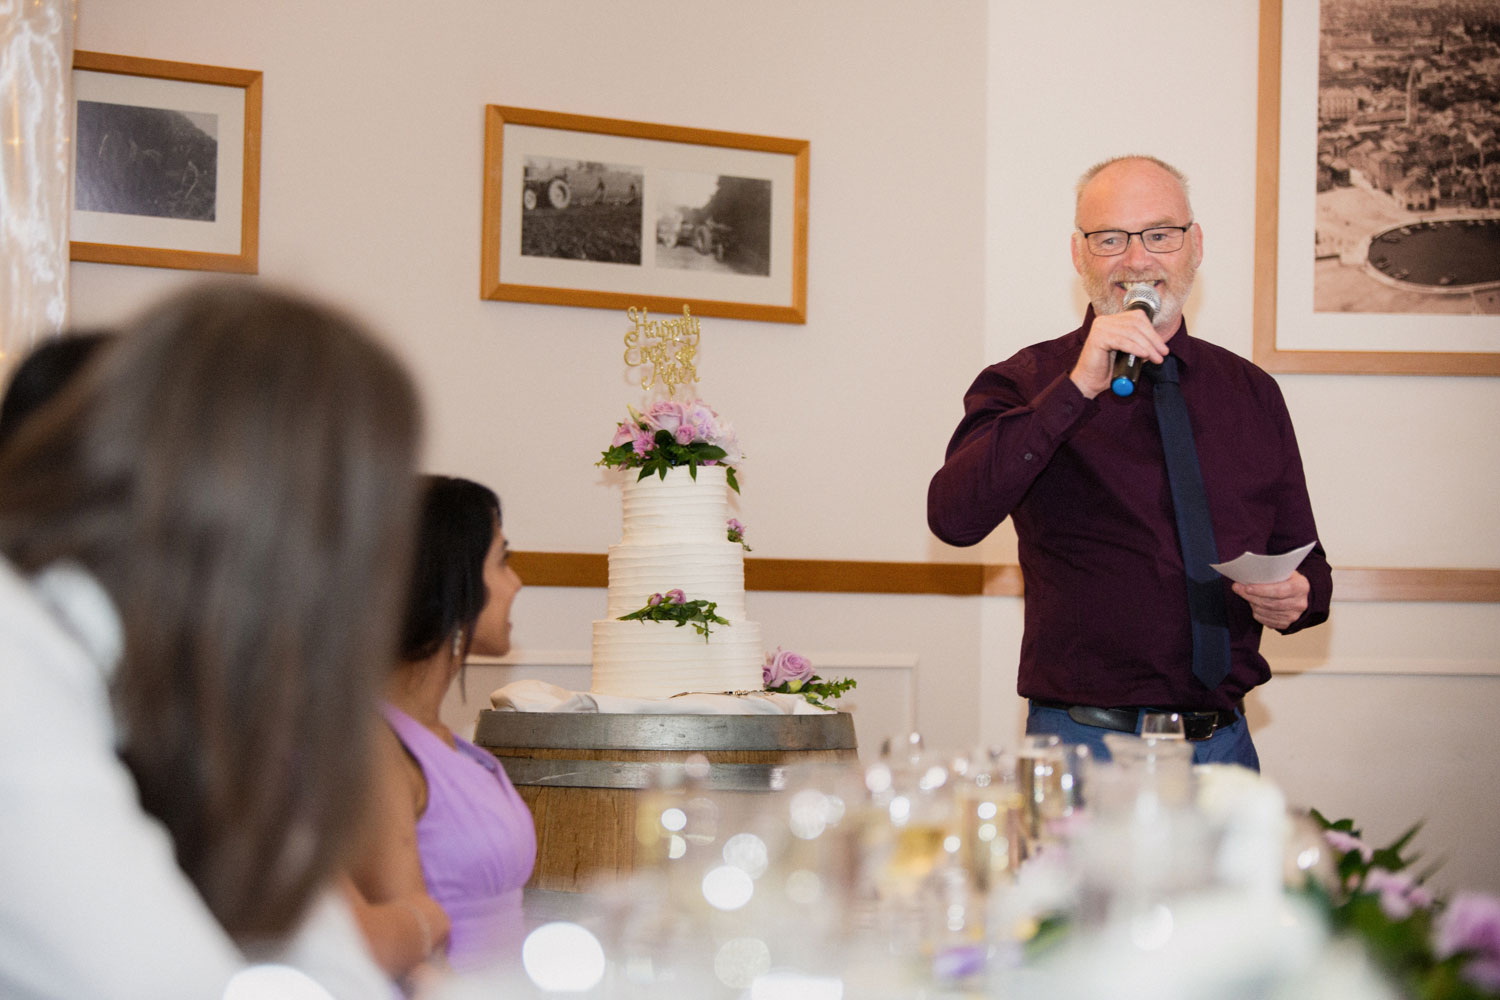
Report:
494,756,793,793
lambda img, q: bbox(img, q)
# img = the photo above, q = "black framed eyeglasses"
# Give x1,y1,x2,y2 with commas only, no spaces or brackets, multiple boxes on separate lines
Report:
1079,225,1192,256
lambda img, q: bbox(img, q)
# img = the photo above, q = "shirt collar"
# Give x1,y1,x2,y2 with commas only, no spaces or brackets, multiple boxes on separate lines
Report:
30,561,125,681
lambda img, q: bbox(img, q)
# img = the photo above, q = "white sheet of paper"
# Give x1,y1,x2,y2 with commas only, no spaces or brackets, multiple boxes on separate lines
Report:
1210,541,1317,585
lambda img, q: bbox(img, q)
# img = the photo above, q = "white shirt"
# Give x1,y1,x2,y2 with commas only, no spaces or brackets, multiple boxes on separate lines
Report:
0,559,394,999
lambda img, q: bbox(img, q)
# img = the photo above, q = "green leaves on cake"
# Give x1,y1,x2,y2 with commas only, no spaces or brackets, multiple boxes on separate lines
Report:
618,589,730,642
763,647,857,712
599,400,743,493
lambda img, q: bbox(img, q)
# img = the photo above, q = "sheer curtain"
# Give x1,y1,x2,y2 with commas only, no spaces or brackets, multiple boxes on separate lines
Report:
0,0,76,381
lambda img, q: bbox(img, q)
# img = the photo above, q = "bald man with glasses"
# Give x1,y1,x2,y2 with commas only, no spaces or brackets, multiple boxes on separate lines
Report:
928,155,1331,769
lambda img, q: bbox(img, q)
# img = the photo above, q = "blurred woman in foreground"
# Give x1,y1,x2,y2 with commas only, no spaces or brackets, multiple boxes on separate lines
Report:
350,476,536,979
0,283,421,998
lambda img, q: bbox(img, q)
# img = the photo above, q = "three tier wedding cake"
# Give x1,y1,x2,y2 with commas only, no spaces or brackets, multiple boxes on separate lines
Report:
590,458,763,698
590,306,764,698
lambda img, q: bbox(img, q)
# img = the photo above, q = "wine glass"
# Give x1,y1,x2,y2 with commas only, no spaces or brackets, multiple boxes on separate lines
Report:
1140,711,1185,740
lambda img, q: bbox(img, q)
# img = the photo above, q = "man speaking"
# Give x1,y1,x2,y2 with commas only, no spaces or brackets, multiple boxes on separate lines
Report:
927,155,1331,769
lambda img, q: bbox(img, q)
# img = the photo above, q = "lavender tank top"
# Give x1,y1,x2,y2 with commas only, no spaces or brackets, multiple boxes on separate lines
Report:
382,704,537,972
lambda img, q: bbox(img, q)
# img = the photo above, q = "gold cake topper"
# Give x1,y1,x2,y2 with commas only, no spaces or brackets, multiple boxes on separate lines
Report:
623,304,700,395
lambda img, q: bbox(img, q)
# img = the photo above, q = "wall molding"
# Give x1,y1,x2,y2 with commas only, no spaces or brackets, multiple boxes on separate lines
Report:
510,552,1500,604
1272,657,1500,679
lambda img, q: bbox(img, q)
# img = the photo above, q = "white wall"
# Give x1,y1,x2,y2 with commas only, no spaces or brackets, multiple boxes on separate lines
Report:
69,1,991,753
69,0,1500,897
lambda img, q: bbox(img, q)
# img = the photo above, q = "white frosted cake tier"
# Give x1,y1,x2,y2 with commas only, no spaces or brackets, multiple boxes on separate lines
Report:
591,619,764,698
606,541,747,619
621,464,731,543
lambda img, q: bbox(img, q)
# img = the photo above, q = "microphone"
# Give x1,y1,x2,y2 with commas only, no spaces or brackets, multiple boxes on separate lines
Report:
1109,283,1162,397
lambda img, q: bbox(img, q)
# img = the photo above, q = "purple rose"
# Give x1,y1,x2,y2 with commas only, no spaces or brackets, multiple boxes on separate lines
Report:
643,400,686,435
675,424,696,446
763,647,814,688
611,421,636,448
647,593,664,607
664,589,686,604
1435,892,1500,991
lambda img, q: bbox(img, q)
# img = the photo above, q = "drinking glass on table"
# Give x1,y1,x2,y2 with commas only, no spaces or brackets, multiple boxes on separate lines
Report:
1016,734,1088,856
951,747,1022,894
1140,711,1185,739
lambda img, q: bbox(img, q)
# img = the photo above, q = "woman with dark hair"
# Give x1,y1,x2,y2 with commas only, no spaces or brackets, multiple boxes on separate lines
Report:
0,283,421,998
350,475,536,978
0,329,114,450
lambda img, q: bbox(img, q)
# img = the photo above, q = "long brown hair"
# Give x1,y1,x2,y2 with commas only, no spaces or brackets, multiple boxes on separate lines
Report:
0,283,422,941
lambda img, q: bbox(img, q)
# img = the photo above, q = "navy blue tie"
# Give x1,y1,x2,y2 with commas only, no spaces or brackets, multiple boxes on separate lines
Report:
1149,356,1232,690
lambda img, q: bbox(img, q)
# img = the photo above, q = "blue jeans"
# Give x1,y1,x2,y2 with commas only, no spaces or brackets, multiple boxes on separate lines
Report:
1025,702,1260,771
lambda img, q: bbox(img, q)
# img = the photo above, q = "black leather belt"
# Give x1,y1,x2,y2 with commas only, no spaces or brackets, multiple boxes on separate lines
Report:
1031,699,1239,742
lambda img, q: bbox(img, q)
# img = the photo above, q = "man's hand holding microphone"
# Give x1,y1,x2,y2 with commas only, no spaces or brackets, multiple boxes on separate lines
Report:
1069,284,1170,400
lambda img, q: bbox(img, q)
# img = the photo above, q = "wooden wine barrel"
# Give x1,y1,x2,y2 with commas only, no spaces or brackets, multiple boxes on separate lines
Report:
473,711,859,892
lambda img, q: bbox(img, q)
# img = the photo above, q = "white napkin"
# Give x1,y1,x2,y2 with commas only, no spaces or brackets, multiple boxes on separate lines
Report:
489,678,826,715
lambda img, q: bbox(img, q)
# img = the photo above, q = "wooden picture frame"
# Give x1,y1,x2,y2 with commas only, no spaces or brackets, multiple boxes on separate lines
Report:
1253,0,1500,376
482,106,809,323
70,51,261,274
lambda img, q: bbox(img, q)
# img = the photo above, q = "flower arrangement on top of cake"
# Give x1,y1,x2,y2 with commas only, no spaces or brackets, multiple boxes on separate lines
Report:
599,399,744,492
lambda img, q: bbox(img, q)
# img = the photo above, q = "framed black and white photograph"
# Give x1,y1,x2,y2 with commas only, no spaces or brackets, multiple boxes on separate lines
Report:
482,106,808,323
1253,0,1500,375
70,51,261,273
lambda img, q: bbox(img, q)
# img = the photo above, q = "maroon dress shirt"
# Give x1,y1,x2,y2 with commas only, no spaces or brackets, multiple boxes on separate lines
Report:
928,308,1331,712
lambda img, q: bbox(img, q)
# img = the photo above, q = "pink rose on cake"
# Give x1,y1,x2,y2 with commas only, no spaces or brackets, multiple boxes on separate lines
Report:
641,400,687,436
762,648,856,711
763,647,814,689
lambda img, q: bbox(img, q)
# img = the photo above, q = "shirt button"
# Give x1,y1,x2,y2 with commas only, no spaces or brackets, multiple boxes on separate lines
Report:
1023,452,1035,461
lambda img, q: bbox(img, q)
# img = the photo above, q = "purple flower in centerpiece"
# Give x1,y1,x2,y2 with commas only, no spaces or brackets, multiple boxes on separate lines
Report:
1324,829,1374,863
647,593,664,607
674,424,695,446
664,589,686,605
1435,892,1500,991
1363,867,1431,922
763,647,814,688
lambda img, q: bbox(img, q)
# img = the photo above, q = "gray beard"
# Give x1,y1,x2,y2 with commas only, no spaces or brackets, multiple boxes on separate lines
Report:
1084,271,1192,331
